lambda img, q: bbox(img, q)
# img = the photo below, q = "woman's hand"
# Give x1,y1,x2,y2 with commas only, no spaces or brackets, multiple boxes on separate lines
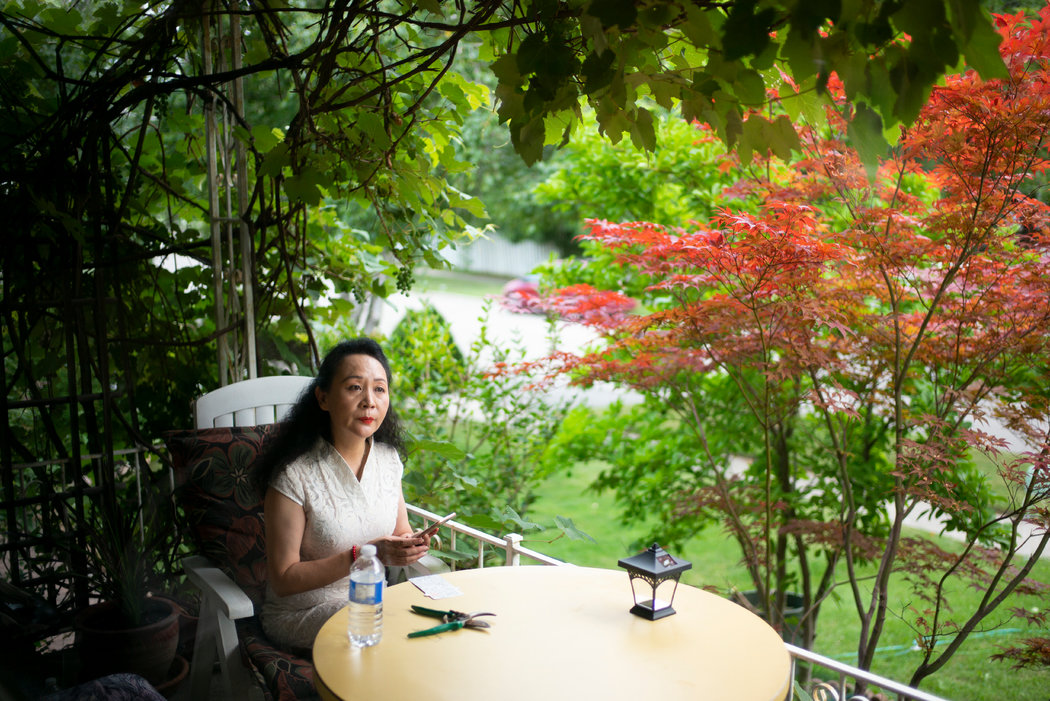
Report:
369,534,429,566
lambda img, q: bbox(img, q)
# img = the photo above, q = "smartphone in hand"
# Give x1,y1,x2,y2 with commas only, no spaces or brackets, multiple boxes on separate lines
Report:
412,512,456,539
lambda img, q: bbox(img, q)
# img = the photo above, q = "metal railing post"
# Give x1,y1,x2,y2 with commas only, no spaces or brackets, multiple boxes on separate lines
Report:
504,533,523,566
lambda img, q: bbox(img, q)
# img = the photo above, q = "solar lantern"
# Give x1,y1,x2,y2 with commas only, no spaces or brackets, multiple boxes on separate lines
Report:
617,543,692,620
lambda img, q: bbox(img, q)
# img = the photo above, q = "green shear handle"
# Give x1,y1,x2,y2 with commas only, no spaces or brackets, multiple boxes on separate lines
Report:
408,620,467,638
407,605,495,638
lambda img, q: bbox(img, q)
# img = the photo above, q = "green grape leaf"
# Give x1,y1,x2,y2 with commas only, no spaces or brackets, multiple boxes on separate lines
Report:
554,516,596,543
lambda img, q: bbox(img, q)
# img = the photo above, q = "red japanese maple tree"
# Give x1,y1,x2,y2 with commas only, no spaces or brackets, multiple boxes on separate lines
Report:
538,6,1050,689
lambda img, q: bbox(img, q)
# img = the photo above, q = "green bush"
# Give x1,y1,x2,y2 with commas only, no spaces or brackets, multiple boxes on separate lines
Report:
389,301,573,524
387,304,467,397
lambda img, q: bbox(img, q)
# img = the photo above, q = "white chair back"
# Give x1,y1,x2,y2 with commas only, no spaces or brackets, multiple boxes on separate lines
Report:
194,376,313,429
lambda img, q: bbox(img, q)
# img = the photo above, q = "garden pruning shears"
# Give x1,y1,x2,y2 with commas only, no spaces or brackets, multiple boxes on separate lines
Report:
407,605,496,638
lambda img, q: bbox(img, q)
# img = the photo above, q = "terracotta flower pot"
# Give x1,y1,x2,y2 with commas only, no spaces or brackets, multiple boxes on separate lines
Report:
152,594,199,659
73,597,179,686
154,654,189,699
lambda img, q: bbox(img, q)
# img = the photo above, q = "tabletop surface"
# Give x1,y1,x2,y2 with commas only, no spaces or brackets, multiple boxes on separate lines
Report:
312,565,791,701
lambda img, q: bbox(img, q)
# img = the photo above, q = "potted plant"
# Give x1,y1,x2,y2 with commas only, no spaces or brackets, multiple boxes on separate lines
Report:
72,485,180,687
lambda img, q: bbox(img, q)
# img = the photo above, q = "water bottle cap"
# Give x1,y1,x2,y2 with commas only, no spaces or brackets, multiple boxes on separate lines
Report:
361,544,377,558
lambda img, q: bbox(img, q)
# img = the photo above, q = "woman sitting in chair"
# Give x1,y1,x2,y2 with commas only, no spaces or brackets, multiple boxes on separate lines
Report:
253,338,431,650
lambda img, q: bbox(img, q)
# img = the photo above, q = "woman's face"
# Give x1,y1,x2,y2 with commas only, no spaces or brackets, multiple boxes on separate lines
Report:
315,353,390,445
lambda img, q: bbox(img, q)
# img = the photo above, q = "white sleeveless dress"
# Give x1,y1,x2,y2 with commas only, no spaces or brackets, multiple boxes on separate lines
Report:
261,438,402,649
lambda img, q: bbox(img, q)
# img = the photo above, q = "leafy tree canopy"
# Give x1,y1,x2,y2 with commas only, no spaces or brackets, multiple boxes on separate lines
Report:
479,0,1010,167
0,0,1013,450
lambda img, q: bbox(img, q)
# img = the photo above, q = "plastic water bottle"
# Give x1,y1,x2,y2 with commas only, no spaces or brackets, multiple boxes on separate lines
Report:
348,544,384,647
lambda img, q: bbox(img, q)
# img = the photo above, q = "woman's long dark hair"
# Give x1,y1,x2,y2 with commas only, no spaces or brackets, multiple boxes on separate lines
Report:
253,338,406,494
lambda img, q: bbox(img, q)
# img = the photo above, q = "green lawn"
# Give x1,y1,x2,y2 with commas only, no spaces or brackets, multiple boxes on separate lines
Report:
526,459,1050,701
414,269,509,297
971,448,1028,513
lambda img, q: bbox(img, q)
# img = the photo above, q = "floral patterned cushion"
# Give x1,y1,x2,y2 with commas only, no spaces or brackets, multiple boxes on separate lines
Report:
166,426,276,607
238,617,318,701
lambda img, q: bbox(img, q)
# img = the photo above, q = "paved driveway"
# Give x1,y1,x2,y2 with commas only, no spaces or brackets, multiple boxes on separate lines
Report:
379,289,640,407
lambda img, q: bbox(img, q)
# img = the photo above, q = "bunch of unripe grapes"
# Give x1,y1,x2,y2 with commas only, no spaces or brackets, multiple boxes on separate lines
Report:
395,266,413,293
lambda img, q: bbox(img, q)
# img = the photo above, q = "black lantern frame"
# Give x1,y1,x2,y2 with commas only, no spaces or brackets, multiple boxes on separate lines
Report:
617,543,692,620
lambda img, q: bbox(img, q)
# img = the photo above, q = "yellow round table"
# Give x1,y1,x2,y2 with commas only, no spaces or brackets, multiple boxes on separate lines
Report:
313,566,790,701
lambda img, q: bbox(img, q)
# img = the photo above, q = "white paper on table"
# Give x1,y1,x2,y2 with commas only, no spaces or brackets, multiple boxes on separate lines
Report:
410,574,463,600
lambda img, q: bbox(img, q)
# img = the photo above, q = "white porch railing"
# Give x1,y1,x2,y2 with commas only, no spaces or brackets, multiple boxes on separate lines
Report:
786,644,949,701
406,503,565,567
408,505,949,701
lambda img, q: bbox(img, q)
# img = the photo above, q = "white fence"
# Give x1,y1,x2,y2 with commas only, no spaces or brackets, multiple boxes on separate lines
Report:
441,234,558,277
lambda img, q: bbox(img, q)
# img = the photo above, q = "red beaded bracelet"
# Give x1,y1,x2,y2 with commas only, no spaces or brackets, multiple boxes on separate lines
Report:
351,545,358,563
